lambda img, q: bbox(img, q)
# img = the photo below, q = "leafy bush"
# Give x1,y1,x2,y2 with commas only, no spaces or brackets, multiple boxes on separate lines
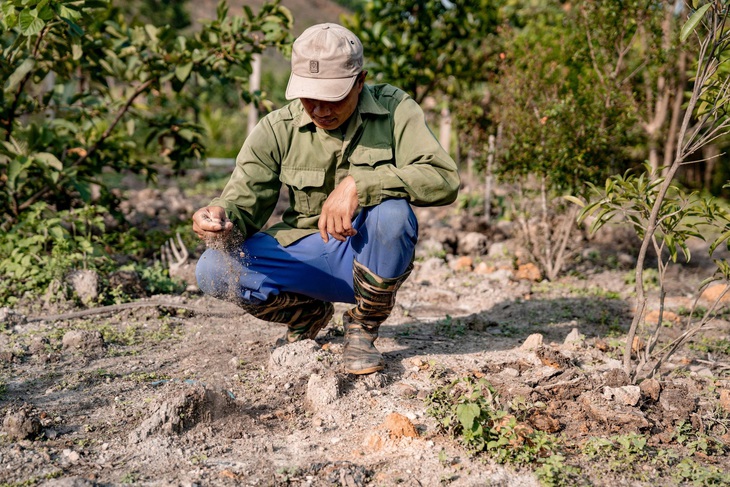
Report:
0,0,292,303
0,202,111,305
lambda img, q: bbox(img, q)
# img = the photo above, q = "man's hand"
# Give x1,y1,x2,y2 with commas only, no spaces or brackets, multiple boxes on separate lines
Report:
319,175,360,242
192,206,234,241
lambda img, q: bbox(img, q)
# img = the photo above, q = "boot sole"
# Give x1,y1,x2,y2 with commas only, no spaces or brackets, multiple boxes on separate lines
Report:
346,364,384,375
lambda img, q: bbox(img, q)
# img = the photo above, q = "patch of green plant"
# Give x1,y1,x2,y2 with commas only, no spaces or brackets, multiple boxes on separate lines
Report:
673,421,728,457
688,337,730,356
624,267,660,290
671,457,728,486
0,203,111,306
425,377,562,467
139,262,185,295
677,305,709,319
582,433,650,470
146,320,183,342
435,315,466,338
119,472,137,484
0,380,6,399
78,322,139,347
534,454,581,487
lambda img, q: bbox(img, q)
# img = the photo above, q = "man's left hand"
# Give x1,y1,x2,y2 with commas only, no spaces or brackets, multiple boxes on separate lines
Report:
319,175,359,243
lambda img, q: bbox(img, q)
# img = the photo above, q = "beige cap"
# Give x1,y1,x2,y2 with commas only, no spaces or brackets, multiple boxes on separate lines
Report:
285,23,363,102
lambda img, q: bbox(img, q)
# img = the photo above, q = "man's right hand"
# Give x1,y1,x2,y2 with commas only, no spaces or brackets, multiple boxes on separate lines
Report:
192,206,234,240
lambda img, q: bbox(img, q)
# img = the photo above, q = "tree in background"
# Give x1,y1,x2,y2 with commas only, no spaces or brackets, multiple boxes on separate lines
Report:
0,0,292,303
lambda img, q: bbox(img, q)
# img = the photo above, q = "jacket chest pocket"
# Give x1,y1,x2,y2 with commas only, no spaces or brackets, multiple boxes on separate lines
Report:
348,145,393,169
279,167,327,216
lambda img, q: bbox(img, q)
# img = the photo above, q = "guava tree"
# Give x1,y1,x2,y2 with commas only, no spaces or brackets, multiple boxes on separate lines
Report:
1,0,292,226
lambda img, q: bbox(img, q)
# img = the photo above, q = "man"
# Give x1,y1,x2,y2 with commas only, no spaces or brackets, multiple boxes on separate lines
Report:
193,23,459,375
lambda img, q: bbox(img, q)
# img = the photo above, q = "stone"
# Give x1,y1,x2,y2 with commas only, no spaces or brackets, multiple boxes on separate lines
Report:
305,373,342,409
644,310,681,326
66,269,100,305
639,378,661,401
62,330,104,352
520,333,544,351
604,385,641,406
487,241,511,258
563,328,583,348
700,284,730,303
382,412,418,439
457,231,488,255
3,404,41,440
514,263,542,281
449,255,473,272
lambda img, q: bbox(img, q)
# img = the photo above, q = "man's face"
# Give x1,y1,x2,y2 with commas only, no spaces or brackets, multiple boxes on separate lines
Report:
300,72,366,130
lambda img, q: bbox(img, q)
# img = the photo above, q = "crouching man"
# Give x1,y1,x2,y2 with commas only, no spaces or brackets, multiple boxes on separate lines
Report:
192,23,459,375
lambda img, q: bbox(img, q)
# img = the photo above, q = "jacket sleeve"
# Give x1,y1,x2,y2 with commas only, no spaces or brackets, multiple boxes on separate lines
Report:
208,118,282,239
352,97,460,207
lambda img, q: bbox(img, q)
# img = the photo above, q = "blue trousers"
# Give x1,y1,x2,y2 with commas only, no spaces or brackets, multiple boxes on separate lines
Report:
196,199,418,305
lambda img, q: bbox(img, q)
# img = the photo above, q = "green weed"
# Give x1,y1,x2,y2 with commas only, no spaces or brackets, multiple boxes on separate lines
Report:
425,377,560,466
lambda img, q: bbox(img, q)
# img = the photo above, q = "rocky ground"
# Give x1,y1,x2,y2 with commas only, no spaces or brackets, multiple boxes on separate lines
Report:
1,175,730,486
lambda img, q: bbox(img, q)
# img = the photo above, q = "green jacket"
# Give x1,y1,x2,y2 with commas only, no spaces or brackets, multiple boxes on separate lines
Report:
210,83,460,246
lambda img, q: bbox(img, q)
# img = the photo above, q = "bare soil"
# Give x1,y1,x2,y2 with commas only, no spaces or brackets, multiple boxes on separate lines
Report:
1,177,730,486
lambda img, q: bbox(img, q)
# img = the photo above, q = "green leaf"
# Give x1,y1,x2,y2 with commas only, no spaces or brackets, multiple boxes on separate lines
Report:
19,8,45,36
562,195,585,208
4,58,35,92
680,4,711,43
72,43,83,60
35,152,63,171
175,62,193,83
456,403,480,430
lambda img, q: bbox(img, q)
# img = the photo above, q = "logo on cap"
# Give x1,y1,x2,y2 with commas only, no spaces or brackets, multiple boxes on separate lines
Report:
309,60,319,74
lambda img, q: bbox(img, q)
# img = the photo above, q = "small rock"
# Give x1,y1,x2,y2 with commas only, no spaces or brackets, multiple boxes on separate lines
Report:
3,404,41,440
520,333,544,351
382,412,418,439
473,262,494,274
306,373,342,409
514,263,542,281
457,231,488,255
639,378,661,401
604,385,641,406
66,269,100,305
500,367,520,378
62,330,104,352
62,449,81,463
392,382,418,398
228,357,240,370
700,284,730,303
563,328,583,348
449,255,473,272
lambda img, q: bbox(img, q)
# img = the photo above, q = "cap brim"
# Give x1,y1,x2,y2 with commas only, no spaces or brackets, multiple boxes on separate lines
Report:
285,73,358,102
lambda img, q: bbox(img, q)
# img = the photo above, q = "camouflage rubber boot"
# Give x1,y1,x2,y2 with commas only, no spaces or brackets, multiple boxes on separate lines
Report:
344,260,413,375
239,293,334,347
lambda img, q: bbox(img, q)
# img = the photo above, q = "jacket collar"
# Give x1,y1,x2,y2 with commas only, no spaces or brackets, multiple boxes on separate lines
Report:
295,85,390,128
